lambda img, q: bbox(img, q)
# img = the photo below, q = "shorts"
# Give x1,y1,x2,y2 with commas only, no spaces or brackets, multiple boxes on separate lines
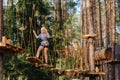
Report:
41,45,49,48
40,41,49,48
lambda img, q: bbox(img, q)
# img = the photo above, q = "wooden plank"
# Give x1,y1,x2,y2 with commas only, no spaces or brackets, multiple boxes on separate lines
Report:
0,42,27,53
87,72,106,75
0,36,13,45
0,42,5,46
0,43,27,56
26,57,42,64
65,69,75,77
81,34,97,39
50,68,66,71
50,68,66,76
39,64,53,68
74,69,82,72
105,59,120,64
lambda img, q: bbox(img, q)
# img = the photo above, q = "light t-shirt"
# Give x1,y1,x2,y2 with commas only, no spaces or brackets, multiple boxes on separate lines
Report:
38,33,50,46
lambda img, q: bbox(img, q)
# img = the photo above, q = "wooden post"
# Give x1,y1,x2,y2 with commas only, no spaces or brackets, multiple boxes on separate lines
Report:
0,0,3,80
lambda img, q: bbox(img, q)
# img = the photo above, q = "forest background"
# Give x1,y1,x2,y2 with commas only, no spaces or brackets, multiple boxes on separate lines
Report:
1,0,120,80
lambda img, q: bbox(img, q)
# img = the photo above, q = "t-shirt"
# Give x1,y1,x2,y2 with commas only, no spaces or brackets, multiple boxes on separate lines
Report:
37,33,50,46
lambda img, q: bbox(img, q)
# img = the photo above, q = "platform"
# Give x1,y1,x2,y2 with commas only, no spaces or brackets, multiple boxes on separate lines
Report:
85,72,106,76
39,64,53,68
50,68,66,76
81,34,97,39
105,59,120,64
51,68,106,78
0,42,27,56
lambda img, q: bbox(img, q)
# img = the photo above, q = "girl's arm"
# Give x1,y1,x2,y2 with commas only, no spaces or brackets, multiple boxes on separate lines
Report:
33,30,38,38
47,32,50,38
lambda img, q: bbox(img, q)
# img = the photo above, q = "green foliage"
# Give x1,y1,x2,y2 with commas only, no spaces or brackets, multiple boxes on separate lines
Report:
65,0,78,14
3,54,54,80
3,0,54,79
3,0,79,80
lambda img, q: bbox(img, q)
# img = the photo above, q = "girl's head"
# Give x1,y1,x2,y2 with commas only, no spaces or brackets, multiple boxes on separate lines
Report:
41,26,47,34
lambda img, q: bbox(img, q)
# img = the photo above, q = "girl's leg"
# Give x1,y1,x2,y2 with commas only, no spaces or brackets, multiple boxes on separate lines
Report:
44,47,48,64
36,46,44,58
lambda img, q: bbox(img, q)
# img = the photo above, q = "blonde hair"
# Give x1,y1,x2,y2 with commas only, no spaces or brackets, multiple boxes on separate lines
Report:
41,27,47,33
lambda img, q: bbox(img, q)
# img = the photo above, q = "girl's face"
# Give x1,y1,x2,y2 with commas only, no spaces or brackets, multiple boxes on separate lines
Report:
41,29,46,34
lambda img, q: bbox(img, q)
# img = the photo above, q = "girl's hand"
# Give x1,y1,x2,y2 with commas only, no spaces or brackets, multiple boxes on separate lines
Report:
33,30,35,33
33,30,38,38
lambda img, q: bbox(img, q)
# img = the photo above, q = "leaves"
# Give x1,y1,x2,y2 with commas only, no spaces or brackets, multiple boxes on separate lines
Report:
3,0,79,80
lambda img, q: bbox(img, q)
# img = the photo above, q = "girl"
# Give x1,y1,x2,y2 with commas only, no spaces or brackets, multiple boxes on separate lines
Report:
33,26,50,64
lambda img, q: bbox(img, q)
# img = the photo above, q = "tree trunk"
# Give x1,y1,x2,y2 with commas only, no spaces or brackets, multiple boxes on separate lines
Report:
80,0,84,46
104,0,109,48
86,0,95,72
91,0,95,31
0,0,3,42
56,0,62,22
0,0,3,80
61,0,66,21
110,0,116,60
91,0,98,48
118,0,120,20
83,0,89,47
111,0,116,80
56,0,62,29
104,1,110,80
97,0,102,48
54,0,57,21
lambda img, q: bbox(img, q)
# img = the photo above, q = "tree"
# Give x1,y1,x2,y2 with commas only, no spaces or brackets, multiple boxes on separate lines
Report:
97,0,102,48
0,0,3,80
86,0,95,72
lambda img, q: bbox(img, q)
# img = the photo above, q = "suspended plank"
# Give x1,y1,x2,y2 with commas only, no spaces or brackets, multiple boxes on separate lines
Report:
26,57,42,64
87,72,106,76
39,64,53,68
50,68,66,72
65,69,75,77
26,56,53,68
72,69,83,78
105,59,120,64
50,68,66,76
74,69,82,73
